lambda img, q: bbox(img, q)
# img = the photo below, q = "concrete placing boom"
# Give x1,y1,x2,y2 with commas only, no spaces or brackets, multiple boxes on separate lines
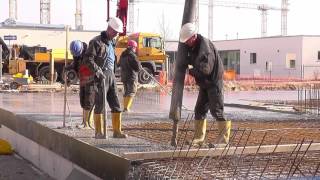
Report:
108,0,167,84
169,0,197,147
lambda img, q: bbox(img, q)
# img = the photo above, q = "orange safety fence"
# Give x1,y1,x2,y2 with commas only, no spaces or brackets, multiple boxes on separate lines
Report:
224,70,236,81
185,74,196,86
158,71,167,85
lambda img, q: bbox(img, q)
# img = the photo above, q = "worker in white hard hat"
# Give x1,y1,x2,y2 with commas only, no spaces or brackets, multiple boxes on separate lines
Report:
84,17,127,139
178,22,231,147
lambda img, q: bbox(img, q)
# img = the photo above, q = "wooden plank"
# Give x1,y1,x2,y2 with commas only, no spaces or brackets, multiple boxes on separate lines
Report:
123,143,320,160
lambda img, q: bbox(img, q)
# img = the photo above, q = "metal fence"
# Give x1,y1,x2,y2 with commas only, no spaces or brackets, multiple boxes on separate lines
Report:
297,85,320,115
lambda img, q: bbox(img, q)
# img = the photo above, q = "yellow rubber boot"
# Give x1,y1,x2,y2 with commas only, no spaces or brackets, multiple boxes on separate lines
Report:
0,139,13,155
216,120,232,147
94,114,104,139
123,96,134,112
126,96,134,111
87,108,95,129
79,109,91,129
86,110,94,129
190,119,207,146
112,112,127,138
123,96,128,111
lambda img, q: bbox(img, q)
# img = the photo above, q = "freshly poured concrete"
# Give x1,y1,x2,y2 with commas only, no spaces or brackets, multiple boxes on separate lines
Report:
0,90,318,179
0,91,316,155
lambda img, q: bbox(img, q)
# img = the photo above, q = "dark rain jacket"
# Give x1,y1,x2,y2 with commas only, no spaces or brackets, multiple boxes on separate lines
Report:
119,48,141,82
84,31,115,74
187,34,224,89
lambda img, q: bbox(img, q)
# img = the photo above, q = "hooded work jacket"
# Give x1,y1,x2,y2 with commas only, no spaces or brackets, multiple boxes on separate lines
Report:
187,34,224,89
84,31,115,74
119,48,141,82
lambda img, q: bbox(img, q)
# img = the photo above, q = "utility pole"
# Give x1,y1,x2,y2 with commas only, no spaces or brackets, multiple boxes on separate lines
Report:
9,0,17,20
63,25,70,128
208,0,214,40
281,0,289,36
75,0,83,30
0,45,3,84
40,0,51,24
128,0,135,33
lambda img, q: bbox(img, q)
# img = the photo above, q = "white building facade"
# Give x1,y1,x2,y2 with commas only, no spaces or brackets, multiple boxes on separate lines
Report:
165,36,320,80
0,24,99,49
214,36,320,80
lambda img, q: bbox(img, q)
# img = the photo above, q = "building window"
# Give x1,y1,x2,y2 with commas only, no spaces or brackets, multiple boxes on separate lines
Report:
318,51,320,60
289,59,296,69
286,53,296,69
250,53,256,64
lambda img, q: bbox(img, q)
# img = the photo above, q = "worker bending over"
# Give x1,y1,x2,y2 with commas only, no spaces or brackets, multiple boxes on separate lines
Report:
178,23,231,146
68,40,95,129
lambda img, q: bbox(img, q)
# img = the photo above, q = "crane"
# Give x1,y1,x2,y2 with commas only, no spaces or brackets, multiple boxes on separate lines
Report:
209,0,289,39
125,0,289,40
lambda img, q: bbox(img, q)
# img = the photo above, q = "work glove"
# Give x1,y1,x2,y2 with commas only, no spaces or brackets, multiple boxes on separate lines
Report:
96,68,106,80
189,68,197,77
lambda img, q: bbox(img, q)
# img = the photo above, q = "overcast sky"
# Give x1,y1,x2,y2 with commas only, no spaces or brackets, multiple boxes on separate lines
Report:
0,0,320,41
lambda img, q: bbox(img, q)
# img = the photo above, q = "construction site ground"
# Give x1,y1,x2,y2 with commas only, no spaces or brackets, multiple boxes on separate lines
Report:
0,154,53,180
0,81,320,179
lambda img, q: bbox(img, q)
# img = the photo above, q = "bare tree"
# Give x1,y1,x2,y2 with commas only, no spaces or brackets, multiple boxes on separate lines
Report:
157,11,173,41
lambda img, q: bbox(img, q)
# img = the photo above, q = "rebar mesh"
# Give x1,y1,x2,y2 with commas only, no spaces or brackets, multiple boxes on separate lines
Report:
125,114,320,179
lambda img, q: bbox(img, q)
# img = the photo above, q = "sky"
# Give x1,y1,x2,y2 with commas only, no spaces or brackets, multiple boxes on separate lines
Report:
0,0,320,41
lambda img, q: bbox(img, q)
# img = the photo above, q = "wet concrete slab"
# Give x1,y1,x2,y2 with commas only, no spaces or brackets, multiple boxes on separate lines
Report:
0,90,318,179
0,91,317,154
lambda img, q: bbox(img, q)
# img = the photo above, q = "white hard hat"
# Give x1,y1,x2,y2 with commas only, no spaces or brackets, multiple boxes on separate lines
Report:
107,17,123,33
179,23,197,43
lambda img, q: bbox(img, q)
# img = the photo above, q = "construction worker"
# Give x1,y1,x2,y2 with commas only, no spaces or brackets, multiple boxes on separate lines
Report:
178,23,231,146
84,17,127,139
119,40,141,112
67,40,94,129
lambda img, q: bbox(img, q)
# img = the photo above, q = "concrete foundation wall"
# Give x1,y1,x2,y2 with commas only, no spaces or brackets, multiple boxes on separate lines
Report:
0,108,130,180
0,125,101,180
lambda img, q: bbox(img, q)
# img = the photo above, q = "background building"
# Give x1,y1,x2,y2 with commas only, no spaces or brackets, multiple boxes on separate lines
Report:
165,35,320,80
0,20,98,49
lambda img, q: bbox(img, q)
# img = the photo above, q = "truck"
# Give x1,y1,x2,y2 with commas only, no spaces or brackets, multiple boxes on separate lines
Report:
115,32,166,84
0,37,75,83
113,0,167,84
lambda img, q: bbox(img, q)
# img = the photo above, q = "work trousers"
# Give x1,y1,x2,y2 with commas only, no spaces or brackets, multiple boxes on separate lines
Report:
194,86,226,121
123,80,137,97
94,70,121,114
79,81,95,110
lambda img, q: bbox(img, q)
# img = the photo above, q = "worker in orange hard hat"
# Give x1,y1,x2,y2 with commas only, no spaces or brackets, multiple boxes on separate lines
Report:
118,40,141,112
172,22,231,147
84,17,127,139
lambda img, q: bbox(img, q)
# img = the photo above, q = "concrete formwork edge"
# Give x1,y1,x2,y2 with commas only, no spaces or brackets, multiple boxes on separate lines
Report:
0,108,130,180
